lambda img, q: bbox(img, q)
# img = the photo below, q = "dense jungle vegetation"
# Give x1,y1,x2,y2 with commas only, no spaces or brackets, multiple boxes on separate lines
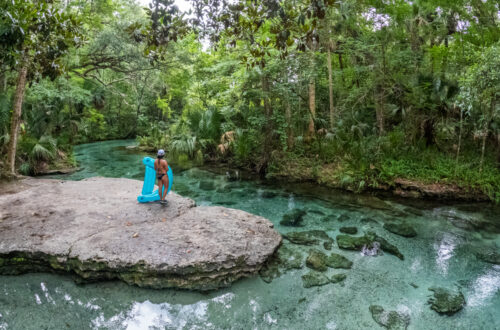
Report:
1,0,499,201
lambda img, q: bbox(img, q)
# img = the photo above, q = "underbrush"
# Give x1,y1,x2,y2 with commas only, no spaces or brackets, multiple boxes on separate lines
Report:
268,134,500,202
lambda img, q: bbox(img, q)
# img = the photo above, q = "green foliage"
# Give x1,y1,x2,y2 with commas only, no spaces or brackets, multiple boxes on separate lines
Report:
1,0,499,202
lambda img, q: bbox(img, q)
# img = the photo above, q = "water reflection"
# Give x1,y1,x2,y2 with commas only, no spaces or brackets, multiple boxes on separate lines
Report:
91,292,239,330
468,266,500,307
434,233,458,275
92,300,209,329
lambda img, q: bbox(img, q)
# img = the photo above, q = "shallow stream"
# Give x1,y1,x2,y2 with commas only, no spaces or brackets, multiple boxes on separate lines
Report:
1,140,499,329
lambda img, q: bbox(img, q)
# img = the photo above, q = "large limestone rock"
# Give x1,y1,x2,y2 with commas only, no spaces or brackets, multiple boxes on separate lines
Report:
0,177,281,291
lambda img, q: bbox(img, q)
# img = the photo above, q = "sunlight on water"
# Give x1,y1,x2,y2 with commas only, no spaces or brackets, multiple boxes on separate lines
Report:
468,266,500,307
1,140,499,329
434,233,458,276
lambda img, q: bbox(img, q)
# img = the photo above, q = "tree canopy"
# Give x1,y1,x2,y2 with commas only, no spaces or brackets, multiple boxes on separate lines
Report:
0,0,499,200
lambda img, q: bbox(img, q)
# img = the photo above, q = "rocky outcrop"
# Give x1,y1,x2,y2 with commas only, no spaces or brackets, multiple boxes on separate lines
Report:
280,208,307,226
283,230,333,247
306,249,329,271
301,271,330,288
428,287,466,315
383,222,417,237
393,178,490,202
337,232,404,260
326,253,353,269
339,226,358,235
259,244,303,283
369,305,410,330
0,178,281,291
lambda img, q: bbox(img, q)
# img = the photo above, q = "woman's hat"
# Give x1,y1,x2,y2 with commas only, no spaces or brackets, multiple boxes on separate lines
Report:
157,149,165,156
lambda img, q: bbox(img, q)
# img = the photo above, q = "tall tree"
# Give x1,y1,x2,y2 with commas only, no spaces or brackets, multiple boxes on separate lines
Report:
0,0,81,173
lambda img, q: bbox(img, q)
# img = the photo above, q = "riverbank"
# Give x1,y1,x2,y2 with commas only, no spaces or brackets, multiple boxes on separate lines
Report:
264,151,500,203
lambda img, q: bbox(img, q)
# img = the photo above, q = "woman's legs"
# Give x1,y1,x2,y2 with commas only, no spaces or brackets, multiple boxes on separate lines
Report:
161,175,169,201
157,178,163,201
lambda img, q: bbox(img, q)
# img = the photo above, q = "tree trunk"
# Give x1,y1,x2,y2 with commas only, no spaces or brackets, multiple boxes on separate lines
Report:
479,126,487,173
284,71,293,149
261,74,271,119
286,98,293,149
374,87,385,136
455,106,463,175
259,73,272,174
308,76,315,137
6,55,29,174
480,99,495,172
375,42,387,136
0,65,6,93
327,45,334,129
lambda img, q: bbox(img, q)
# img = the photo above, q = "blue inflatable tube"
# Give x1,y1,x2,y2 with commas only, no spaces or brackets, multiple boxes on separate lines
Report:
137,157,173,203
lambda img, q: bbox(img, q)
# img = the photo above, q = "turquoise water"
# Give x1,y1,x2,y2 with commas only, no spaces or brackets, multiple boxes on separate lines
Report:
1,140,499,329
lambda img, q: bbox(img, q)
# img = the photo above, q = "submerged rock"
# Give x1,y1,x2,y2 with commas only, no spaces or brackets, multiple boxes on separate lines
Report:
337,214,351,222
259,244,303,283
302,271,330,288
199,180,216,191
280,209,307,227
435,207,499,233
369,305,410,330
339,226,358,235
360,217,379,225
306,249,329,272
475,250,500,265
261,191,278,199
308,209,326,216
0,178,281,291
283,230,333,247
330,273,347,283
336,232,404,260
428,287,465,315
326,253,353,269
383,222,417,238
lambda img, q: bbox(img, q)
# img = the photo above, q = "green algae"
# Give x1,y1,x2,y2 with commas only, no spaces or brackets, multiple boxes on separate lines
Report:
369,305,410,330
428,287,466,315
305,249,328,272
383,222,417,237
326,253,353,269
302,271,330,288
336,232,404,260
280,209,307,227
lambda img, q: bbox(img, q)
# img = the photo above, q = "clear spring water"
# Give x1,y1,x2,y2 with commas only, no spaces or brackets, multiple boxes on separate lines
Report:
1,140,499,329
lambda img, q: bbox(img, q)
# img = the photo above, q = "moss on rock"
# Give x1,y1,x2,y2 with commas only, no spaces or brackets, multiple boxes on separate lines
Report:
199,181,216,191
330,273,347,283
259,244,303,283
475,250,500,265
339,226,358,235
302,271,330,288
383,222,417,237
305,249,329,272
336,231,404,260
428,287,465,315
280,209,307,227
369,305,410,330
283,230,333,247
326,253,353,269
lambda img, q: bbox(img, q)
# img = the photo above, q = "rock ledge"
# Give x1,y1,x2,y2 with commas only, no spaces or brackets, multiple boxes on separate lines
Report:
0,178,281,290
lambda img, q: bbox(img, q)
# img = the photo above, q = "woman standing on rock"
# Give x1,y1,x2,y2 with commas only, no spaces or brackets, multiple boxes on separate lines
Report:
154,149,169,204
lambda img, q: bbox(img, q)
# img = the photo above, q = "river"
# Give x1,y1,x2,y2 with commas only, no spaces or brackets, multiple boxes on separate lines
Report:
0,140,499,329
